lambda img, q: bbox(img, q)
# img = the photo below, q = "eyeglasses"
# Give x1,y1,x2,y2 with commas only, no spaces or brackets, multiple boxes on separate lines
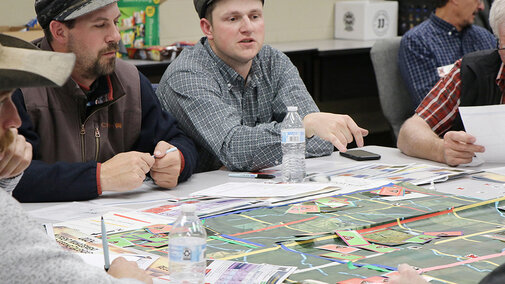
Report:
497,42,505,51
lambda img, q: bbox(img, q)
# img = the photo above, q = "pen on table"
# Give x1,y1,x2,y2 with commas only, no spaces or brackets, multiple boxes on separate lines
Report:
101,216,111,271
152,147,178,158
228,173,276,179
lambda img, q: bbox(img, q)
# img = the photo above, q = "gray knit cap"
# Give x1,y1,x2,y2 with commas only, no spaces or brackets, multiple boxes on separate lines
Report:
35,0,117,29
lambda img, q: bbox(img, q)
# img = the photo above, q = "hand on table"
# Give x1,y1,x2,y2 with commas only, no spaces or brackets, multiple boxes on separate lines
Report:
150,141,181,188
303,112,369,152
442,131,484,166
388,264,428,284
100,152,155,192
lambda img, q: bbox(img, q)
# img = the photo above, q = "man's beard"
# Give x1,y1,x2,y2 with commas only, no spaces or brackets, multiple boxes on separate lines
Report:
90,42,119,76
0,129,14,154
70,39,119,80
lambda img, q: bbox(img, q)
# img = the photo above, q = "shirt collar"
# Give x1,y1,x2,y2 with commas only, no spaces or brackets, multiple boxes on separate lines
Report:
429,13,466,37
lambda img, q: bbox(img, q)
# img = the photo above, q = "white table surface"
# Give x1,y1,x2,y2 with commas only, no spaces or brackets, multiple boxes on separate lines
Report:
20,145,505,214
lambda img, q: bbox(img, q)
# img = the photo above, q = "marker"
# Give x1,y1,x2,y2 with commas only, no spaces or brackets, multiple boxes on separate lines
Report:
101,216,110,271
152,147,178,158
228,173,276,179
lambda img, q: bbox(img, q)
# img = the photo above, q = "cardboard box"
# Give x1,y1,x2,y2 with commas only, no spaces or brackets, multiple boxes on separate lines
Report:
0,26,44,42
334,0,398,40
118,0,161,48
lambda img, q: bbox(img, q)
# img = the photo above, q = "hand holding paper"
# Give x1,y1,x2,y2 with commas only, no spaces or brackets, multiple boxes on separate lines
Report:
441,131,484,166
458,105,505,163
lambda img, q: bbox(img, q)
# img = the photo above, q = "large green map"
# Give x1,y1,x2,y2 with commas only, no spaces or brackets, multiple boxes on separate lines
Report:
202,185,505,283
84,183,505,283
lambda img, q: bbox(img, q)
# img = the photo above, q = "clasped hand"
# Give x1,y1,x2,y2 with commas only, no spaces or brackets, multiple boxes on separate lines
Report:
100,141,181,192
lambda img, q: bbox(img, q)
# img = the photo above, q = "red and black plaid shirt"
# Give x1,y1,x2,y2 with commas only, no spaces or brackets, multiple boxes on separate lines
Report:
416,59,505,136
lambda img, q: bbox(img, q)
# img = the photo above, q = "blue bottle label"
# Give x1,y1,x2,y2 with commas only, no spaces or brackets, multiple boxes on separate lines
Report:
169,240,206,262
281,128,305,143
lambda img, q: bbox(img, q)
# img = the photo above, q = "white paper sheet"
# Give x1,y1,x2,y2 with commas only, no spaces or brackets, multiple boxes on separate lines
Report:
56,211,172,236
77,253,159,270
28,202,129,223
205,259,297,284
477,166,505,175
190,182,338,198
90,182,178,206
459,104,505,162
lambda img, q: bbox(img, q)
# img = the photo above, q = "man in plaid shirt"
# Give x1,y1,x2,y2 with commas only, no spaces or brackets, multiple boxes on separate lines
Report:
397,0,505,167
156,0,368,172
398,0,496,108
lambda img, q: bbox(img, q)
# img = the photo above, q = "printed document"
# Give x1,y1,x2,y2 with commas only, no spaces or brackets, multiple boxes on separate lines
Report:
459,105,505,162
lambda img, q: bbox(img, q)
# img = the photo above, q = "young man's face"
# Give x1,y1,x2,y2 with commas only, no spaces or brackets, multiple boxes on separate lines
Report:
0,90,21,153
65,3,121,82
206,0,265,70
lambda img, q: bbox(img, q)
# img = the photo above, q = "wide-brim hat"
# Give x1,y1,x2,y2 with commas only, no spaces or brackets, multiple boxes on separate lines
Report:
0,33,75,91
35,0,118,29
194,0,265,19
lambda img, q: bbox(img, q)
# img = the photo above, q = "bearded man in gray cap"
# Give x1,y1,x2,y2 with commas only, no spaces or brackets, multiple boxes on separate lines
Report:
0,33,152,284
11,0,198,202
156,0,369,172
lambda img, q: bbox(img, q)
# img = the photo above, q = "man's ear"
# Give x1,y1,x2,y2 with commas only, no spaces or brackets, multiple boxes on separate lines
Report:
200,18,214,40
49,21,69,46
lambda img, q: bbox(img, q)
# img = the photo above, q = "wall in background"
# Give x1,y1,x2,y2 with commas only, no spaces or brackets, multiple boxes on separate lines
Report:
0,1,35,27
0,0,341,44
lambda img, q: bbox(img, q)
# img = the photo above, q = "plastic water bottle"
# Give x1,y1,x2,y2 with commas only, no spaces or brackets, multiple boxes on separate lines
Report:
281,106,306,183
168,204,207,284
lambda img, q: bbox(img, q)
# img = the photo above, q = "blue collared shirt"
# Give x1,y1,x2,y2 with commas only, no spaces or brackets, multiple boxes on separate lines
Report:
398,13,497,107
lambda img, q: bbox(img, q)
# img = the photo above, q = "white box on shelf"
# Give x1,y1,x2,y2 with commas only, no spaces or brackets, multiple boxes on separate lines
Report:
334,0,398,40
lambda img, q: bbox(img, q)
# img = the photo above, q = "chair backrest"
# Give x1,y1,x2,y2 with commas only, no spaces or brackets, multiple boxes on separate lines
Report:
370,37,414,140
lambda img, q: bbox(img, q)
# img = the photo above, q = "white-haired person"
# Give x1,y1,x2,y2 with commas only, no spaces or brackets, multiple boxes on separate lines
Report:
0,33,151,284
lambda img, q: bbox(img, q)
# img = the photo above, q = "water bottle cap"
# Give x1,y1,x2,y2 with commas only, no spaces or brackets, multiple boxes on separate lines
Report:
287,106,298,112
181,203,196,212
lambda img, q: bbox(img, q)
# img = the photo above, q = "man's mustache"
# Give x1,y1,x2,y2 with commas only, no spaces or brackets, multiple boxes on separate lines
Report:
100,42,119,55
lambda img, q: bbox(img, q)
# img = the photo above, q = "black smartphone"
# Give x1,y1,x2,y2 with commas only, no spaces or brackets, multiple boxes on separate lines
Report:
339,149,381,161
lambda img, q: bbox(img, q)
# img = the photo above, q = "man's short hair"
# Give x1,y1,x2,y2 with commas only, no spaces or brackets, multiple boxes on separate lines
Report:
204,0,220,23
43,20,75,43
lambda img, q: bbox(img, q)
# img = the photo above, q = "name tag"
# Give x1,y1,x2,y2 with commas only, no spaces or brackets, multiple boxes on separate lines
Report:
437,63,456,78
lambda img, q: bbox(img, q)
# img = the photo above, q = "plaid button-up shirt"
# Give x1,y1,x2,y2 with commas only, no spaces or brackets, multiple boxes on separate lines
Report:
417,58,505,135
157,37,333,172
399,14,496,107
